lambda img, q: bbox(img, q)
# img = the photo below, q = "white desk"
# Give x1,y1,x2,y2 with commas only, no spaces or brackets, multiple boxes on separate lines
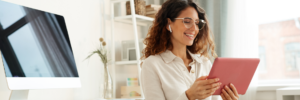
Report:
276,87,300,100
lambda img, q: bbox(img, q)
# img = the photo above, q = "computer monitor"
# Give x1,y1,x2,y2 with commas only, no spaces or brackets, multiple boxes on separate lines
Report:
0,0,81,92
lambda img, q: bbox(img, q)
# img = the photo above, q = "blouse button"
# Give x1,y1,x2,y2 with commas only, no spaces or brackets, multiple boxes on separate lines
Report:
191,69,195,73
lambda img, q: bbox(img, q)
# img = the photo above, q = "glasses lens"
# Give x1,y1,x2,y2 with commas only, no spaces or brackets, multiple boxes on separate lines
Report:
183,18,193,28
198,20,205,30
183,18,203,30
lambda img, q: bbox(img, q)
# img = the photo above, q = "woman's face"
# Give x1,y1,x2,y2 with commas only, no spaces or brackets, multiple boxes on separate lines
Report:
168,6,199,47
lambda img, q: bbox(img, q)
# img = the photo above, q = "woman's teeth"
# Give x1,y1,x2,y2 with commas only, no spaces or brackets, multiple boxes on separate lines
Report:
184,33,193,37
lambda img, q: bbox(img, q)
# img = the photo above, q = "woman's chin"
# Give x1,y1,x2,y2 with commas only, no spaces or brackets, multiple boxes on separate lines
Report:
186,42,194,46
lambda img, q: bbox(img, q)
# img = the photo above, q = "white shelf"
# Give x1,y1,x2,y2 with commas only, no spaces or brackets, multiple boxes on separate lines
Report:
110,0,145,98
276,87,300,100
94,98,144,100
110,0,130,3
114,15,154,25
115,61,138,65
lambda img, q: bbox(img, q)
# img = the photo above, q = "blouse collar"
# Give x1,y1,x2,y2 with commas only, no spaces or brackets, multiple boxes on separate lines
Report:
160,49,203,64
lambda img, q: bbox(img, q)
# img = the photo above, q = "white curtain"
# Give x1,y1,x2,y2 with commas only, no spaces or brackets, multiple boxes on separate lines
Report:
198,0,259,100
223,0,259,100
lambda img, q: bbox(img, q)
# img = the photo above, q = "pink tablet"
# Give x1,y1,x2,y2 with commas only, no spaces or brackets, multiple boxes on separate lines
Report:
207,57,260,95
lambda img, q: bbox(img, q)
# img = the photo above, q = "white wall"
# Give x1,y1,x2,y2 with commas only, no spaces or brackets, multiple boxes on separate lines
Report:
256,91,276,100
0,0,148,99
0,0,105,100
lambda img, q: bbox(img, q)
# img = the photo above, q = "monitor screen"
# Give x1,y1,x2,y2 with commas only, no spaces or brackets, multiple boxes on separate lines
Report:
0,1,79,78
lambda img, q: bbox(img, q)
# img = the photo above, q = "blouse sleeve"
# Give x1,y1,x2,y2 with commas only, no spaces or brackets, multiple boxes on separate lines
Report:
141,60,166,100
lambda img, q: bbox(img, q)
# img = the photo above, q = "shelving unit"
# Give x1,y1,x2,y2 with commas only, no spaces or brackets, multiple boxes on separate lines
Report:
94,98,144,100
114,15,154,25
109,0,154,99
115,61,138,65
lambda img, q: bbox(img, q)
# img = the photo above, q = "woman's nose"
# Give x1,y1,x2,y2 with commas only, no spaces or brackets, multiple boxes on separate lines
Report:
189,23,198,31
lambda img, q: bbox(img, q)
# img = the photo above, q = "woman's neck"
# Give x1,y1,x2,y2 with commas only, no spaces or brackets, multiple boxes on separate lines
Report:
170,44,189,60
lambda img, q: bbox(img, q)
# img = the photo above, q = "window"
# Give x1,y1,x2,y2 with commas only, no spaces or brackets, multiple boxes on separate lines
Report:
0,1,25,29
257,0,300,81
258,46,267,72
8,23,53,77
258,18,300,80
285,43,300,71
196,0,300,84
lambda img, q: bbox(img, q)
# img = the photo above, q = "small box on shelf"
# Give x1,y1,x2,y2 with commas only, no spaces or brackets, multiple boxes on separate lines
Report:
121,77,141,98
127,78,139,86
121,86,142,98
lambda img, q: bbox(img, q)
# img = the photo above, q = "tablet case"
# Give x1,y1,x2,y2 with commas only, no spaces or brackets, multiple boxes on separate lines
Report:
208,57,260,95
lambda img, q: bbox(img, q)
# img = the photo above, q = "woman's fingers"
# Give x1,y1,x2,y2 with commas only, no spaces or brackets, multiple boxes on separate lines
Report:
200,89,216,100
229,83,239,97
197,90,211,99
204,85,220,95
221,93,226,100
198,78,219,86
204,82,221,90
222,89,232,100
224,85,236,98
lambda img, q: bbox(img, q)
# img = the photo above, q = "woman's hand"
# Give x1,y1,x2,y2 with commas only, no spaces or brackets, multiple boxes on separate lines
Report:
186,76,221,100
221,83,239,100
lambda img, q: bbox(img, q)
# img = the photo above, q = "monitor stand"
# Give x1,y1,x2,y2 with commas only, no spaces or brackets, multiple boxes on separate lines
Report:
9,90,29,100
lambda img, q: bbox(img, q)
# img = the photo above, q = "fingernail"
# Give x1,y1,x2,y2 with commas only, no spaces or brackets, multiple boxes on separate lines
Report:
225,85,228,88
231,83,234,86
216,78,219,81
219,82,222,85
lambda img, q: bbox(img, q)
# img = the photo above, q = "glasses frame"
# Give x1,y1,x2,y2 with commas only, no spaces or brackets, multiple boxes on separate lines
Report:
174,17,206,30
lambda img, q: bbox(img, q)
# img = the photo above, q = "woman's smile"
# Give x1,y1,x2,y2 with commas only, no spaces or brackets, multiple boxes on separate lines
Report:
184,32,195,40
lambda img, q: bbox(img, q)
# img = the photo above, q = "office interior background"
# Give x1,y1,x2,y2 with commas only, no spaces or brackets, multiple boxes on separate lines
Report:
0,0,300,100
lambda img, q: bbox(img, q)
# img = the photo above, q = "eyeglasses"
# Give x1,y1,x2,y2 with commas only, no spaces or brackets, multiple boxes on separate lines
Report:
174,17,206,30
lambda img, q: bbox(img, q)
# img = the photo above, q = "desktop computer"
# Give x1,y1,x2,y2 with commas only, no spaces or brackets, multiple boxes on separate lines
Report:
0,1,81,100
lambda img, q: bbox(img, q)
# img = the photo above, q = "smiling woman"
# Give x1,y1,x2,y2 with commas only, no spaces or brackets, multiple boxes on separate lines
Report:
140,0,239,100
142,0,215,59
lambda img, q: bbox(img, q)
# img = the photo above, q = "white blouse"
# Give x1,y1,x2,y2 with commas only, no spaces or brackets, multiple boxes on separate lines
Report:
141,50,221,100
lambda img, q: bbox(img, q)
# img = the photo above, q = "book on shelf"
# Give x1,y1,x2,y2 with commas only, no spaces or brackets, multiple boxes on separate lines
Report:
146,7,160,12
146,4,161,8
145,4,161,18
146,10,158,15
146,14,156,18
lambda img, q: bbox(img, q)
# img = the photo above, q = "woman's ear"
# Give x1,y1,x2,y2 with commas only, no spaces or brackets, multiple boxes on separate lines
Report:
167,18,172,32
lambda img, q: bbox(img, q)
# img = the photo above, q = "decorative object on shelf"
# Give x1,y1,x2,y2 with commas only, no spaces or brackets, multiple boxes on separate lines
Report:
145,4,161,18
126,0,146,15
121,40,145,61
85,37,113,99
127,78,139,86
121,86,142,98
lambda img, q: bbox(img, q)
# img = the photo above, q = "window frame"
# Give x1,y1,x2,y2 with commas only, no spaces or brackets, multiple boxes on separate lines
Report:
0,8,41,77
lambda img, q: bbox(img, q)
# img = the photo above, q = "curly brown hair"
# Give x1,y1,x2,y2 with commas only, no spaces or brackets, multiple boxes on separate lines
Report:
141,0,217,60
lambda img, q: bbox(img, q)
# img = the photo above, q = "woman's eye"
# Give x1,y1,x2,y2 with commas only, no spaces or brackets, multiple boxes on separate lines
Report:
184,21,190,23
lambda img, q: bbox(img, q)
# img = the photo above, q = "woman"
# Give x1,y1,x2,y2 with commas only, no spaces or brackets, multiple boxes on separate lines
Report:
141,0,240,100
